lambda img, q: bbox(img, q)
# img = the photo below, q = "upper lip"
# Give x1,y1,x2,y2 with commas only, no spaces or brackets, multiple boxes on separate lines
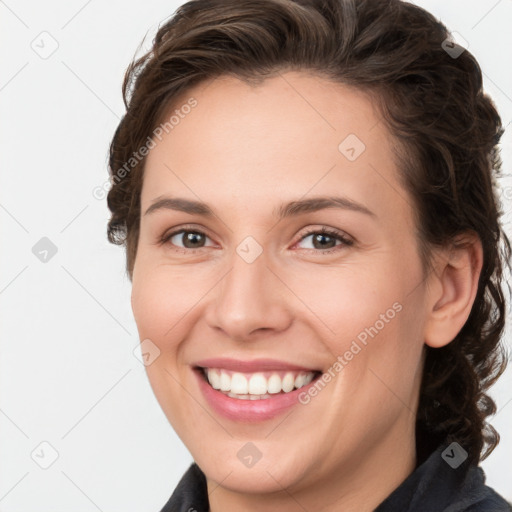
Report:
193,358,320,373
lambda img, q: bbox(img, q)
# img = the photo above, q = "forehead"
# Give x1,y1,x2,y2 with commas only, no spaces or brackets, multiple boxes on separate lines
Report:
140,71,410,226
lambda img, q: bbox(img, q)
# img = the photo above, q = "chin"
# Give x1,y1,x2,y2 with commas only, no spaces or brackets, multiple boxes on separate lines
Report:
190,438,314,495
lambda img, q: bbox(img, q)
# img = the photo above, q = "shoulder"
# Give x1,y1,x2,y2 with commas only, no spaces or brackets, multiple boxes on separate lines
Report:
459,468,511,512
376,444,511,512
159,463,209,512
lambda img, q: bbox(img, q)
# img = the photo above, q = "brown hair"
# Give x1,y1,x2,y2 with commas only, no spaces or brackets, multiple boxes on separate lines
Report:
106,0,511,465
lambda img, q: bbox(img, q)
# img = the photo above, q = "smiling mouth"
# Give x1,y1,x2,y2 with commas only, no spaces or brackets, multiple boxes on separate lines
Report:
196,367,322,400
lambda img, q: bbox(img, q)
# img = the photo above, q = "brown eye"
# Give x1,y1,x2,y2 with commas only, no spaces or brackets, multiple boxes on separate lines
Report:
295,227,353,254
178,231,206,249
161,228,214,250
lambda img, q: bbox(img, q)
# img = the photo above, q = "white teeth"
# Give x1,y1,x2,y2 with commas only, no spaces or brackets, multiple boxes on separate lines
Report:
294,374,306,388
231,373,248,394
228,392,249,399
207,369,221,390
303,373,314,386
220,371,231,391
282,372,295,393
204,368,317,398
248,373,267,395
268,374,282,394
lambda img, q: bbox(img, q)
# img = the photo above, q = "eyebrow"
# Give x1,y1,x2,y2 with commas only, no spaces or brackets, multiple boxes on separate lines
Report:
144,195,376,219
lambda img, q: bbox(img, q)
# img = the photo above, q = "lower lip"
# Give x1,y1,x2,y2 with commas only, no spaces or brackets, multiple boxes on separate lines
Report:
194,369,319,422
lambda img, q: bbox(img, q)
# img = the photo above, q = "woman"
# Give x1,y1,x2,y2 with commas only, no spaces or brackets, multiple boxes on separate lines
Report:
106,0,512,510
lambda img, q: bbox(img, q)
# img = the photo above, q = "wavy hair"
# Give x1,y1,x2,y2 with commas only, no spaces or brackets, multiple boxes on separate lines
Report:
106,0,511,465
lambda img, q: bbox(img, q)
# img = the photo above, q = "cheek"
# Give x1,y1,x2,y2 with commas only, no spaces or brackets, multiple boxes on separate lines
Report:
304,255,424,388
131,264,198,345
290,261,402,347
130,267,198,428
340,288,426,415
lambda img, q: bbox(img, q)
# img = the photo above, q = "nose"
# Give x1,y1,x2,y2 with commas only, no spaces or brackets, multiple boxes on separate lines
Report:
204,246,292,342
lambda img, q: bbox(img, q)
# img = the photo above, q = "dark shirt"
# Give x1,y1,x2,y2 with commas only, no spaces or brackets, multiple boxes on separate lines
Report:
160,442,511,511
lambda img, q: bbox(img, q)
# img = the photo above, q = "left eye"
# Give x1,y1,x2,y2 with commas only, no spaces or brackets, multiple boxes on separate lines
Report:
294,228,353,252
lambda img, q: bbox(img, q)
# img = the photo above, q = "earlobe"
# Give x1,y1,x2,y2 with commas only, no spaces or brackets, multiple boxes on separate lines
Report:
423,232,483,349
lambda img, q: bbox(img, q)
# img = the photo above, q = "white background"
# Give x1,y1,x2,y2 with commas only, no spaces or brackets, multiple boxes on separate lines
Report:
0,0,511,510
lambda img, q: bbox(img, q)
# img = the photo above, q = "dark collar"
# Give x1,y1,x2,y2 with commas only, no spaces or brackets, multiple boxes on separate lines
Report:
160,442,511,512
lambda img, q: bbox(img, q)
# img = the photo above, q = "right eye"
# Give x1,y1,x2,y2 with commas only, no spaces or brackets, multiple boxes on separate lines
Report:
160,226,216,253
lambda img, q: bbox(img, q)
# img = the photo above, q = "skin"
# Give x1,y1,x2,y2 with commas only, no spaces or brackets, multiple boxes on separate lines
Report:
130,71,483,511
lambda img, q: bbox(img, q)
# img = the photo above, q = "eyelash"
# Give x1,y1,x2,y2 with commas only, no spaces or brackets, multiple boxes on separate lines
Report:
159,224,354,256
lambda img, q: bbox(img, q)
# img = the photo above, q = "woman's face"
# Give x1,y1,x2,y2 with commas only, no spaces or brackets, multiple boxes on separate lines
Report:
131,71,431,502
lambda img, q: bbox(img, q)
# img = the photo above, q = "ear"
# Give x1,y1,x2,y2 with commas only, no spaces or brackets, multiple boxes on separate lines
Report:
423,231,483,349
